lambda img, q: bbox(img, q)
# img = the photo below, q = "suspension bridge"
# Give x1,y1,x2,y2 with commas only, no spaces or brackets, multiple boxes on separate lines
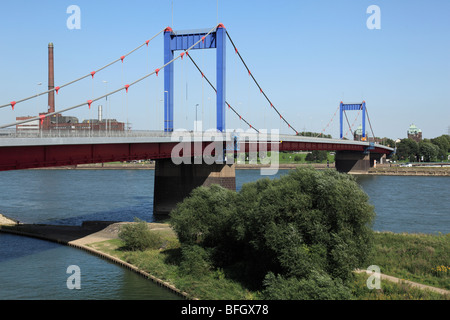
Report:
0,24,393,215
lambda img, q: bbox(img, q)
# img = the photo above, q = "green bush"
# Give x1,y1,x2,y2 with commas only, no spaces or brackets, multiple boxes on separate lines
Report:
305,150,328,162
261,271,352,300
170,184,239,266
170,167,375,292
234,168,375,284
179,244,213,277
119,218,162,251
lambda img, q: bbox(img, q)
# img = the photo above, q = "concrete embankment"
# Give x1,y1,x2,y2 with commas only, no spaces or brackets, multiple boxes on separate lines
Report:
32,162,334,170
0,220,190,299
368,166,450,176
32,162,450,176
2,218,449,298
0,214,18,225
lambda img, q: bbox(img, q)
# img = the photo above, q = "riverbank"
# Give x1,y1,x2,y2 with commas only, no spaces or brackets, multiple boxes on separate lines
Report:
31,162,334,170
368,166,450,176
0,214,18,225
0,218,190,299
1,218,448,300
31,162,450,176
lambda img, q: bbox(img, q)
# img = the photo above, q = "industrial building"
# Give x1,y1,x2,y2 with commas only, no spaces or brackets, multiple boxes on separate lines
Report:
16,43,125,132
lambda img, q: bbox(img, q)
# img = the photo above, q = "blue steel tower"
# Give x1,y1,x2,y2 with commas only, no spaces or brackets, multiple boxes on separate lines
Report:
339,101,366,140
164,24,226,132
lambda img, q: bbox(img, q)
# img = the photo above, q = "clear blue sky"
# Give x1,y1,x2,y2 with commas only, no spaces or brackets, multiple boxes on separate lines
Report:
0,0,449,139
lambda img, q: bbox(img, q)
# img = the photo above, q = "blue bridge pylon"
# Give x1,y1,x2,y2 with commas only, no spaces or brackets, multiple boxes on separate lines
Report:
164,24,226,132
340,101,366,140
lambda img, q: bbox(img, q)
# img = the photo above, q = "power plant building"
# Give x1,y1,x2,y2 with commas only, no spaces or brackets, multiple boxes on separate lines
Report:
16,43,125,132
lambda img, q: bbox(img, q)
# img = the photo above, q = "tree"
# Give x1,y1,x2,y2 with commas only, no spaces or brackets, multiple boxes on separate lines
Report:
431,135,450,161
297,132,332,139
170,184,239,265
431,135,450,152
380,138,395,148
305,150,328,162
234,168,375,283
419,141,440,162
396,138,419,162
170,167,376,294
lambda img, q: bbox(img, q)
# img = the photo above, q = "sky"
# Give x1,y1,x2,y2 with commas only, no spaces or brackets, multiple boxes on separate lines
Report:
0,0,449,139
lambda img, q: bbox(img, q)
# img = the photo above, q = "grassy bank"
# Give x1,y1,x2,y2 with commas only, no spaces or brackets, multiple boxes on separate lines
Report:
370,232,450,290
89,226,449,300
368,166,450,176
89,225,255,299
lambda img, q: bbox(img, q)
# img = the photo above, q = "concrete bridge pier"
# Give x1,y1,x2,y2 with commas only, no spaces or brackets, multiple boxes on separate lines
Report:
335,151,371,174
370,152,387,167
153,158,236,217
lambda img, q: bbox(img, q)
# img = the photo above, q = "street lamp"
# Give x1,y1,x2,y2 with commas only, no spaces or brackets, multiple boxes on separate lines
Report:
36,82,43,134
394,139,401,162
195,103,199,131
37,82,42,110
103,80,108,134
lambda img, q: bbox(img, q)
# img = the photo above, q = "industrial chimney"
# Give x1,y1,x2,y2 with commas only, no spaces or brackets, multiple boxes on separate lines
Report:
48,43,55,114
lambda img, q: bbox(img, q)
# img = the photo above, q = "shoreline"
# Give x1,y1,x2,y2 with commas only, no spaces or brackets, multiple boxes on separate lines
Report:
29,162,450,176
1,217,449,298
0,218,190,299
368,167,450,176
29,163,334,170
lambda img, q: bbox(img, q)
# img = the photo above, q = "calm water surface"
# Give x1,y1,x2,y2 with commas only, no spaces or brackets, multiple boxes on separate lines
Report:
0,169,448,299
354,175,449,234
0,233,179,300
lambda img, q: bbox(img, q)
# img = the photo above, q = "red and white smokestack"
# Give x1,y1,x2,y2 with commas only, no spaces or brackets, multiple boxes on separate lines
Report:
48,42,55,114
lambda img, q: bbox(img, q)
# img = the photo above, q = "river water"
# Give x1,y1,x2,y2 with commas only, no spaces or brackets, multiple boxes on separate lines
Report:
0,169,448,299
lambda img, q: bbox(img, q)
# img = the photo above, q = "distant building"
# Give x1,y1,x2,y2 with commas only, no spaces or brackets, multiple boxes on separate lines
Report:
18,107,125,132
16,43,125,132
353,125,366,141
353,125,383,143
40,109,125,131
407,124,422,142
16,116,39,132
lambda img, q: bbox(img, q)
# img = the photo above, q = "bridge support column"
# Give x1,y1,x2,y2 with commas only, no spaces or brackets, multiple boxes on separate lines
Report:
370,152,386,167
335,151,370,174
153,158,236,216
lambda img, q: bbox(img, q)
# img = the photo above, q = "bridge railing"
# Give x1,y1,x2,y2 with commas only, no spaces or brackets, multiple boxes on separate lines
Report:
0,129,174,139
0,129,276,141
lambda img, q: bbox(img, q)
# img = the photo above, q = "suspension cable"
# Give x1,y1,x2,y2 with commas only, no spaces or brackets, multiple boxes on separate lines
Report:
184,50,259,133
365,107,376,139
344,109,361,138
0,25,220,130
316,105,339,138
344,110,353,137
225,31,298,135
0,27,166,110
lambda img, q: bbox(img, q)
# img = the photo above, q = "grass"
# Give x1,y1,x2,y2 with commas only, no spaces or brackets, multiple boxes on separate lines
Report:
89,234,254,300
368,232,450,290
89,226,449,300
236,151,335,165
350,272,448,300
277,151,335,164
